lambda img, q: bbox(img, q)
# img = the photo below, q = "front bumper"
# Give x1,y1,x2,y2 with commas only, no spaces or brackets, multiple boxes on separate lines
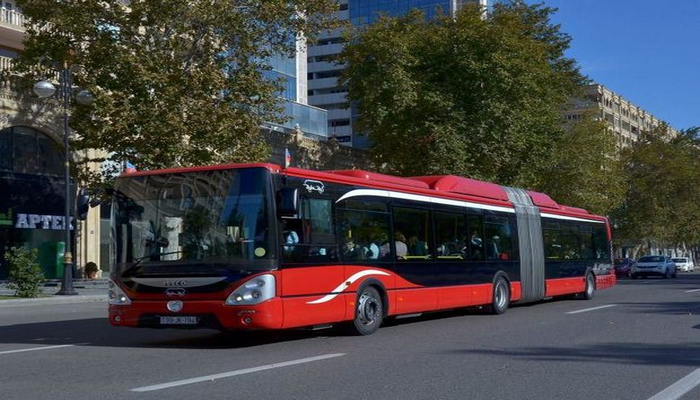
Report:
631,266,666,276
109,298,284,330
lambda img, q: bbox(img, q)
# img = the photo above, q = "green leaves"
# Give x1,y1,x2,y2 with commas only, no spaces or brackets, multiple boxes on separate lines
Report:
613,126,700,248
539,111,625,215
338,2,584,186
6,247,45,298
15,0,338,183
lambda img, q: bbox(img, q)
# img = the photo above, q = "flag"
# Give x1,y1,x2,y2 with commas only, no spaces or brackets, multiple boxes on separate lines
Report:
284,148,291,168
125,161,137,174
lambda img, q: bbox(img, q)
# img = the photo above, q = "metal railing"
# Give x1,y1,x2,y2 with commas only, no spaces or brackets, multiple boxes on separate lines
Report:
0,55,13,72
0,9,25,29
0,55,61,85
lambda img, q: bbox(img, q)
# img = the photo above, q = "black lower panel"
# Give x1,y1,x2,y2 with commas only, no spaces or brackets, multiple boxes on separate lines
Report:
392,261,521,287
544,260,592,279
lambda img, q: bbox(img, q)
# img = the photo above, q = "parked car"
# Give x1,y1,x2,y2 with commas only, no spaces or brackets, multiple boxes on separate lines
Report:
672,257,695,272
631,255,677,279
614,258,634,277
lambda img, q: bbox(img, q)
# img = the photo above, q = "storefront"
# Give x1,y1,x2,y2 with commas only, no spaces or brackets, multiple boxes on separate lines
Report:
0,126,74,279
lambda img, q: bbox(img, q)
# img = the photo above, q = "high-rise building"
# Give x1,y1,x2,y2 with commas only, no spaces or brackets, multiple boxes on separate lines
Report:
308,0,488,147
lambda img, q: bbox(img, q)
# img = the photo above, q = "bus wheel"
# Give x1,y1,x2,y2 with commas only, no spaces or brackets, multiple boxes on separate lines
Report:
488,276,510,315
582,273,596,300
350,286,384,335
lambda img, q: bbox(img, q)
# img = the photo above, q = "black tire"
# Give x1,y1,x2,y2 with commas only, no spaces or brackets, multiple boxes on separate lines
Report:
581,273,596,300
631,273,638,280
672,268,677,278
349,286,384,335
487,275,510,315
663,268,670,279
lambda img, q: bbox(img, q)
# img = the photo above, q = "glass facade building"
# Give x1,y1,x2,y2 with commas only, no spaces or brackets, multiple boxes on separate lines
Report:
265,51,328,139
350,0,452,25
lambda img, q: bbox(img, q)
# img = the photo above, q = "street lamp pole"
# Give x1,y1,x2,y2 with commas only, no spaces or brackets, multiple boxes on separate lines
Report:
34,63,93,295
58,65,76,295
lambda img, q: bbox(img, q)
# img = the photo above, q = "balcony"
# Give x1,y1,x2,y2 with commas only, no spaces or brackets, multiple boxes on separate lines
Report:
0,9,26,50
0,55,13,73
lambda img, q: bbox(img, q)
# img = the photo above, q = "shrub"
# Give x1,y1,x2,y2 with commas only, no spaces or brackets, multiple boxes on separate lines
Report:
6,247,45,298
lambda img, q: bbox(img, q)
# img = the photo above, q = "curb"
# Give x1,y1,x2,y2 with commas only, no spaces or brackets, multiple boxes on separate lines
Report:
0,295,107,308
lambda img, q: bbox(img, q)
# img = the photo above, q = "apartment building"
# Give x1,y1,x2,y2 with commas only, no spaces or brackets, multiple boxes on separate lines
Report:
307,0,488,147
563,84,677,147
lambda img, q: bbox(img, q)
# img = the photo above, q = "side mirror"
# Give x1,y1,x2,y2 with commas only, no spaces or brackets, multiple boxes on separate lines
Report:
277,187,299,218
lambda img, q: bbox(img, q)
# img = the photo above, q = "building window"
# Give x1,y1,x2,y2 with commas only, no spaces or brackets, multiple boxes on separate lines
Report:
0,126,62,176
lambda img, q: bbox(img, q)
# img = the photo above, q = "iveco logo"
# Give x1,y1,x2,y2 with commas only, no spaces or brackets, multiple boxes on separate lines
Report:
164,279,187,287
165,288,186,297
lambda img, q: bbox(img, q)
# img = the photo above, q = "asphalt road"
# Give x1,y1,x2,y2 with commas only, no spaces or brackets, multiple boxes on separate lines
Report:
2,274,700,400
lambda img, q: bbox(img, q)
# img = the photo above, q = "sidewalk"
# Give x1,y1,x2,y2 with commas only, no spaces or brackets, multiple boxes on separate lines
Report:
0,279,108,307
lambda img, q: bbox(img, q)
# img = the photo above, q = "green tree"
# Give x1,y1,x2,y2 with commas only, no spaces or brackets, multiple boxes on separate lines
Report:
338,1,585,187
15,0,338,181
613,126,700,252
6,247,45,298
538,111,625,215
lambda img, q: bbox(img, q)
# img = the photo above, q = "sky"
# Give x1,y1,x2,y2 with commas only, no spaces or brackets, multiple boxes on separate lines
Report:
531,0,699,130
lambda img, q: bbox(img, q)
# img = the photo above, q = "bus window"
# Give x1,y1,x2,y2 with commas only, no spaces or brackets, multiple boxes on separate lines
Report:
337,208,392,262
282,197,336,263
484,216,514,261
393,207,431,261
467,215,485,261
577,225,595,260
593,225,608,259
434,212,467,260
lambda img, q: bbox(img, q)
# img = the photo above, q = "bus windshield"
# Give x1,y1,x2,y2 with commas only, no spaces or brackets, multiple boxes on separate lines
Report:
112,168,276,275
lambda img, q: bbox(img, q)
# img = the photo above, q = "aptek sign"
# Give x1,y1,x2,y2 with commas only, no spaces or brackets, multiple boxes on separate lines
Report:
14,213,74,230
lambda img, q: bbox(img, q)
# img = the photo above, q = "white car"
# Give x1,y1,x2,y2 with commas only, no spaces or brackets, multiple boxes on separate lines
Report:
672,257,695,272
631,255,677,279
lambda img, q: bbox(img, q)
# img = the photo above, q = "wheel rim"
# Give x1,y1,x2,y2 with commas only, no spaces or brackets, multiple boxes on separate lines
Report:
495,281,508,309
358,291,381,326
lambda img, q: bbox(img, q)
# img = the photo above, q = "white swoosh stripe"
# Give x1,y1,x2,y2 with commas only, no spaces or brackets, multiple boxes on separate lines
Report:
337,189,514,213
306,269,390,304
338,189,603,224
541,213,605,224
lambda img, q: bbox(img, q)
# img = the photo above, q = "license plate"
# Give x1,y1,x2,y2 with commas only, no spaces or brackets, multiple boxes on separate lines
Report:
159,316,199,325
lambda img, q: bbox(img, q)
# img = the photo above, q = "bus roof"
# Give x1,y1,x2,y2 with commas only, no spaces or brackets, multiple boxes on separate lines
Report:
117,162,604,222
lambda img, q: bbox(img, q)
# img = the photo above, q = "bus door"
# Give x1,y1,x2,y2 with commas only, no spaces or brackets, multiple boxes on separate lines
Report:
503,187,545,303
279,195,345,328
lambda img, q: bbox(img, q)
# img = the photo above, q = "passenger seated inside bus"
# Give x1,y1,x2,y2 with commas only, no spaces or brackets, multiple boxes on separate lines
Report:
341,236,363,260
282,219,300,254
362,240,380,260
394,232,408,259
470,232,483,259
408,236,429,256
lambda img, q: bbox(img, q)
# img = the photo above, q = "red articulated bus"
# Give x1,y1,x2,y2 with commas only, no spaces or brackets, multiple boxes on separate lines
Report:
108,163,615,335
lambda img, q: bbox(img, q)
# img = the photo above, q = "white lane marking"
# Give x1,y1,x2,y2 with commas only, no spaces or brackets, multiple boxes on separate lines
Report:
685,289,700,293
307,270,390,304
566,304,617,314
648,368,700,400
131,353,346,392
0,343,85,355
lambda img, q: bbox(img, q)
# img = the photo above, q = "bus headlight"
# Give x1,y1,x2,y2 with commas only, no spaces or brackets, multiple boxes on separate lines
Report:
225,274,275,306
108,280,132,305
